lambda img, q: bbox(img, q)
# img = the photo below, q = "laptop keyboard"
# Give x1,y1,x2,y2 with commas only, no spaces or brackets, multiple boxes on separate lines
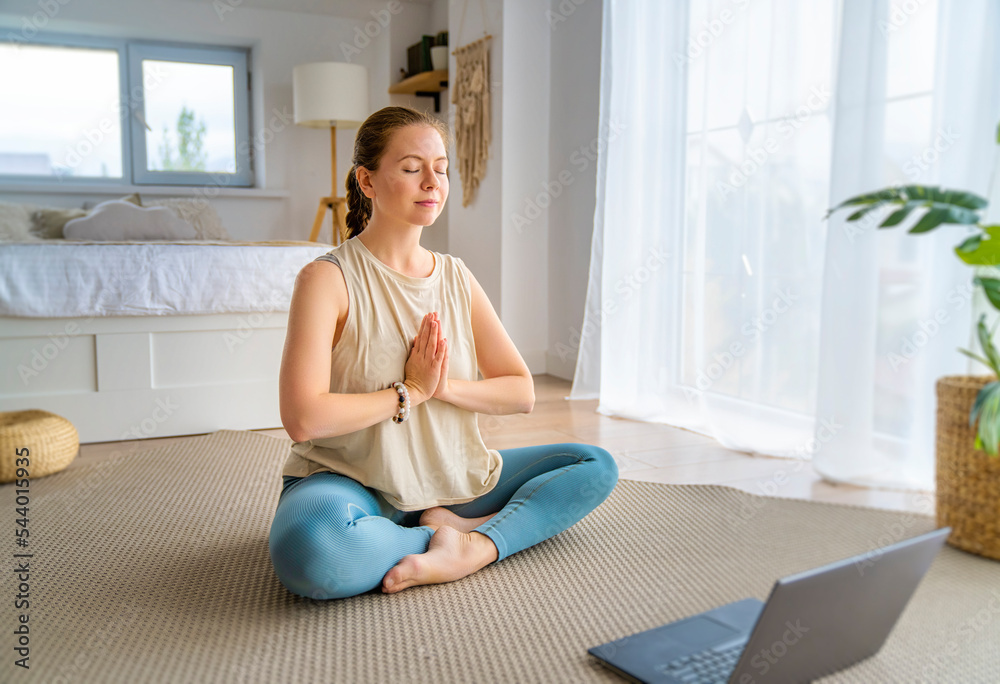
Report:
654,642,744,683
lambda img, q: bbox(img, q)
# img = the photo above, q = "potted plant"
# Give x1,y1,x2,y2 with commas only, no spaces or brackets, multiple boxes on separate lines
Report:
826,123,1000,561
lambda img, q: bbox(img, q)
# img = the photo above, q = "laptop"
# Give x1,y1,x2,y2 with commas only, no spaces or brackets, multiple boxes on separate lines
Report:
588,527,950,683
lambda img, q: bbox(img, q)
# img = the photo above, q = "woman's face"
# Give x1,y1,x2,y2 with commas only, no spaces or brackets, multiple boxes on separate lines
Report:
362,125,449,228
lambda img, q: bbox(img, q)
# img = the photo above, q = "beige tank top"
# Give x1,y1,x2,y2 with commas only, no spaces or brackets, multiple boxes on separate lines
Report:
280,234,503,511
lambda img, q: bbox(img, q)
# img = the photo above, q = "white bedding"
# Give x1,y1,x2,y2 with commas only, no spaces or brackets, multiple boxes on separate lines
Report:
0,239,335,317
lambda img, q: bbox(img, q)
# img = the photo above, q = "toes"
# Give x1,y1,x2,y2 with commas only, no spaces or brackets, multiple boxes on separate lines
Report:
383,556,418,593
382,567,402,592
383,579,404,593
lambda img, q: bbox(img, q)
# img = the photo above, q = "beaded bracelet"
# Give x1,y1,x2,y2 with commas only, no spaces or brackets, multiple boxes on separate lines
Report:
391,381,410,424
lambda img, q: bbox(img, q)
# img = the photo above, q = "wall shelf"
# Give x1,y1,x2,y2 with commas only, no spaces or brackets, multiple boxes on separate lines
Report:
389,69,448,112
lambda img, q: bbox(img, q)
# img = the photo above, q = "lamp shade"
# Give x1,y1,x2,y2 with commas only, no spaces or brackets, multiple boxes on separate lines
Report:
292,62,369,128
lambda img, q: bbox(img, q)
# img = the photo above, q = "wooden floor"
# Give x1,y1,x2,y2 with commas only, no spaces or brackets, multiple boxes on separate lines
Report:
77,374,933,514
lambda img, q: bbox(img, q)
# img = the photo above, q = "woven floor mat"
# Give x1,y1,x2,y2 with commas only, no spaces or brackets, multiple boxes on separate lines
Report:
2,429,998,683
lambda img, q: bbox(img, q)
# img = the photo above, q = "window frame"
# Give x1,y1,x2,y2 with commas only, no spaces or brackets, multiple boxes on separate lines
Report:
1,31,253,188
127,41,252,187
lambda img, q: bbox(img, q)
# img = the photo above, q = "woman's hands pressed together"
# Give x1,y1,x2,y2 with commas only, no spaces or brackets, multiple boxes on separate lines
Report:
403,312,451,405
431,314,451,400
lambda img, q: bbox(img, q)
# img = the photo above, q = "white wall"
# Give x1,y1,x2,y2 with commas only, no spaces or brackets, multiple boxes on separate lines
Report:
444,0,505,346
441,0,603,381
502,0,550,373
546,0,603,380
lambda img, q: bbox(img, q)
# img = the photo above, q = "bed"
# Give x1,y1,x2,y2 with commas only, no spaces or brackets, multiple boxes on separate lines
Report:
0,237,335,443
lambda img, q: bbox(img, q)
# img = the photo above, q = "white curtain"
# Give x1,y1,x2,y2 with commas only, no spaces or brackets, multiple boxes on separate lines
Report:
571,0,1000,491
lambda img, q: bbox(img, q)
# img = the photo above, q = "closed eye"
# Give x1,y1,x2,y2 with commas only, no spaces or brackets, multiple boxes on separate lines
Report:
406,170,448,174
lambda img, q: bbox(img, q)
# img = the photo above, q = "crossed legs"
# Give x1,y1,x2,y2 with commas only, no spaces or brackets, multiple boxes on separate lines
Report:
268,442,619,600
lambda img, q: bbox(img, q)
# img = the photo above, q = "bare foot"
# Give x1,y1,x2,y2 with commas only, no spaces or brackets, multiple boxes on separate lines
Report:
382,525,499,594
418,506,498,534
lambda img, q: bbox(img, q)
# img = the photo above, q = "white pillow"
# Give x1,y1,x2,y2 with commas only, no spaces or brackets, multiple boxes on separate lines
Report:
142,197,231,240
63,200,197,241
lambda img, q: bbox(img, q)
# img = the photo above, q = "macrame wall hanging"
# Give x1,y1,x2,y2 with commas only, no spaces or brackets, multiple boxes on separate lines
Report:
451,0,493,208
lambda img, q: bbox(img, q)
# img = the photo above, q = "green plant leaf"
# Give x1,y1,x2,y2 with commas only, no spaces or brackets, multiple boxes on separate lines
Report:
969,380,1000,456
825,188,908,217
955,225,1000,266
970,384,990,426
968,323,1000,455
908,205,981,233
956,234,983,254
899,185,987,210
879,200,925,227
975,277,1000,311
958,346,993,369
906,207,951,234
826,186,987,230
976,314,1000,376
846,202,890,222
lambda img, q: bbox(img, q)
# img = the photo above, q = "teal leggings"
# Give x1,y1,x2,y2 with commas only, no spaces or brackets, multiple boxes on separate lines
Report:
268,442,619,600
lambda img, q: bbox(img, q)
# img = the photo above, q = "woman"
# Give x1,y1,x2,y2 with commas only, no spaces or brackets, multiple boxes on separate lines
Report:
268,106,618,600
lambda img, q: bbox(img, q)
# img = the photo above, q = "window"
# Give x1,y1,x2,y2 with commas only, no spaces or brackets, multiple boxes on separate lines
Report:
0,32,252,187
681,0,838,416
680,0,942,439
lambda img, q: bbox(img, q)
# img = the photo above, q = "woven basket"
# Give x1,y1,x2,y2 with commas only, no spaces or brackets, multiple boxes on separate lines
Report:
0,409,79,484
935,375,1000,561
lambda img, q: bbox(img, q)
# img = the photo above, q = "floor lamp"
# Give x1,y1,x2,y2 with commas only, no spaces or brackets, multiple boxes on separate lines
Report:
292,62,370,244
